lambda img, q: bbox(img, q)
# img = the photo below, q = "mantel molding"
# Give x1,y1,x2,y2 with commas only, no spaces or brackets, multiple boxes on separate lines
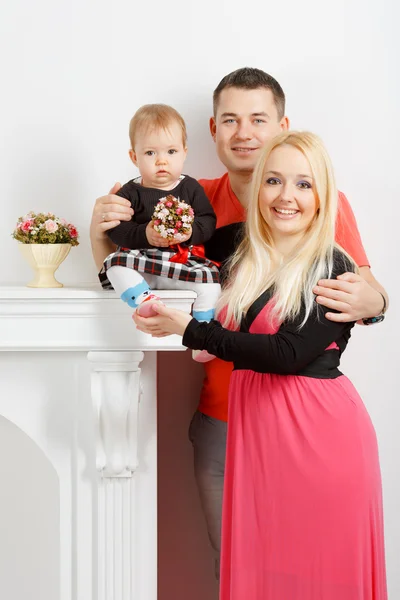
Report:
0,284,196,351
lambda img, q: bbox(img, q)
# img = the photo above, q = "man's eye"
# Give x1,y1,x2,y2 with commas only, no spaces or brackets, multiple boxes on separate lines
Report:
223,119,236,124
254,119,266,124
266,177,281,185
297,181,312,189
168,149,177,154
145,151,155,156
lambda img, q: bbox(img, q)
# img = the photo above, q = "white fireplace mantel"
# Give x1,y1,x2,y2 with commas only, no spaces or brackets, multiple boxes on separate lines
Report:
0,284,196,351
0,285,196,600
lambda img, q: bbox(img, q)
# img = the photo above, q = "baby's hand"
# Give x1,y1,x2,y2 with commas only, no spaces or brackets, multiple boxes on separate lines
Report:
146,222,170,247
169,225,192,245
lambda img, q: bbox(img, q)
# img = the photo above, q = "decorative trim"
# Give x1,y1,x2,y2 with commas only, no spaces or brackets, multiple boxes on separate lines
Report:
88,351,146,598
88,351,144,477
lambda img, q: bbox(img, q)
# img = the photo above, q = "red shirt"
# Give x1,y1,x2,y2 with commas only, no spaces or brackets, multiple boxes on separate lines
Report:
198,173,369,422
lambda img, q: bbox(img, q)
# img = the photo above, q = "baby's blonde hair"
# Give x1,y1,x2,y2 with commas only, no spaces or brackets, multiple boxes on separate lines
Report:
129,104,187,149
219,131,356,328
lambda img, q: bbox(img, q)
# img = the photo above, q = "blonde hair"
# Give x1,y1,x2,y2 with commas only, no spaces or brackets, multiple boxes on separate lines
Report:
129,104,187,149
219,131,356,328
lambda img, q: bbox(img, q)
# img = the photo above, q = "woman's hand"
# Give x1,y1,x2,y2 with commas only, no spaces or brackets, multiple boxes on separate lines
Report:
90,183,134,241
132,302,193,337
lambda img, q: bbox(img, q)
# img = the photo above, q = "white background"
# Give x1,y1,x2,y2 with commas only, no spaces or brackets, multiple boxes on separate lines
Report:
0,0,399,598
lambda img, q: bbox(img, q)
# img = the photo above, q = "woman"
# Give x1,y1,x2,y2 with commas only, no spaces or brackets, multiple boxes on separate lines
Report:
133,131,387,599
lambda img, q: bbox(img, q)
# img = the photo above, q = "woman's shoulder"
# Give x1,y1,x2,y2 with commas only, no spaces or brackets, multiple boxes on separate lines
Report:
331,247,356,278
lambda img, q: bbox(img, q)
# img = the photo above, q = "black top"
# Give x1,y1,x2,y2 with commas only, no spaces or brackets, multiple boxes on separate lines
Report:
183,251,355,378
204,221,245,263
107,175,217,249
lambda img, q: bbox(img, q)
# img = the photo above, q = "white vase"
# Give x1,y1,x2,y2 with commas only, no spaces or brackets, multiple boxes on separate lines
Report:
18,243,71,288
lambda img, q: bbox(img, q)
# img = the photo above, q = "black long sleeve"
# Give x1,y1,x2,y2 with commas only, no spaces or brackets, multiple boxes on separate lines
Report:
204,222,245,263
183,252,356,375
187,182,218,246
106,175,216,249
203,222,245,281
107,183,153,249
183,307,353,375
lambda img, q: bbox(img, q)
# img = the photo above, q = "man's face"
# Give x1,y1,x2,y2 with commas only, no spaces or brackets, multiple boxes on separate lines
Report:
210,87,289,175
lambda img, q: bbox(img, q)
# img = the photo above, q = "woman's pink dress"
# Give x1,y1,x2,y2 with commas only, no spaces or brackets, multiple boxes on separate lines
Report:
220,301,387,600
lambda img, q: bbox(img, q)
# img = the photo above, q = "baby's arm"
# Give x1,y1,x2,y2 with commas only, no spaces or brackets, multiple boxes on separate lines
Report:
106,186,152,249
185,179,217,246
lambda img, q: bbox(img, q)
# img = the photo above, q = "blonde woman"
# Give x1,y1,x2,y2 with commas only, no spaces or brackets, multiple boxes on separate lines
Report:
133,132,387,599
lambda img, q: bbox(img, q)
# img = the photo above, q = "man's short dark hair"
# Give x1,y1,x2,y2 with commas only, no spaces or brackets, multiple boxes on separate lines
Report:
213,67,285,119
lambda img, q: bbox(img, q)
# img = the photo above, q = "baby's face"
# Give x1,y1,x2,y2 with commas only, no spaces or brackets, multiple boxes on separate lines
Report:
130,121,187,190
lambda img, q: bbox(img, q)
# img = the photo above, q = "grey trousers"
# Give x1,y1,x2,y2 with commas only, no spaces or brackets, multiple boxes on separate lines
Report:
188,410,227,581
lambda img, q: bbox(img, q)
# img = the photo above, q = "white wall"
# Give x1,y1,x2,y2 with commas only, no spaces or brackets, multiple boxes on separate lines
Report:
1,0,399,598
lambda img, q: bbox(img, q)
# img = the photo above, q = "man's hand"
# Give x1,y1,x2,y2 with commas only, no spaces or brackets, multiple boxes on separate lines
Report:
90,183,133,242
313,271,385,323
146,222,170,247
132,302,193,337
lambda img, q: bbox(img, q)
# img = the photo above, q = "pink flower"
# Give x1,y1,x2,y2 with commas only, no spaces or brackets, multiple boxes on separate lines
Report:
44,219,58,233
21,220,34,232
173,228,178,234
59,218,68,226
165,201,173,208
175,221,182,228
68,225,78,238
175,207,183,215
153,219,161,226
188,208,194,216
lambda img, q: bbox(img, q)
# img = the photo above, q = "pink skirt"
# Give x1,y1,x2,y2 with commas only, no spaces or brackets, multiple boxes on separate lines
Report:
220,370,387,600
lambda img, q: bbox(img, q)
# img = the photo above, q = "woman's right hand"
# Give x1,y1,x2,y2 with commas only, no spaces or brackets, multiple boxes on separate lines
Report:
90,183,134,241
132,302,193,337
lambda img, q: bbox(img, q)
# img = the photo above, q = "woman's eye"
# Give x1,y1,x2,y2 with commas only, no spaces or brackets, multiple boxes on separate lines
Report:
297,181,312,189
266,177,281,185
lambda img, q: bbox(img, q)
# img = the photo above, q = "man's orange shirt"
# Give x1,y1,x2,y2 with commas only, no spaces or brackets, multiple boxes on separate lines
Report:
198,173,370,423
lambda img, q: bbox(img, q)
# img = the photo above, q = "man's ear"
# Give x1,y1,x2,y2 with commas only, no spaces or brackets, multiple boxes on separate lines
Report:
280,116,290,131
129,149,138,166
209,116,217,141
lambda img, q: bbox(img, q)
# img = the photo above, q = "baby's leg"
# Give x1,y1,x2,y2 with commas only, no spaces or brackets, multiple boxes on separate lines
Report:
189,282,221,362
189,282,221,323
154,280,221,362
106,266,160,315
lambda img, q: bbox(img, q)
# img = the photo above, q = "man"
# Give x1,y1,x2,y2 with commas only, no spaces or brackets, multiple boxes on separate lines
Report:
90,68,388,579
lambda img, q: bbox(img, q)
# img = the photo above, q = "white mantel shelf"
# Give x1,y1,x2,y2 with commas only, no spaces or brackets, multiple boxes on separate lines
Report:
0,284,196,351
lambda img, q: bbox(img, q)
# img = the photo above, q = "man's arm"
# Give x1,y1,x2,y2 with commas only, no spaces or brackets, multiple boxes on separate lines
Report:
313,191,388,323
89,183,133,271
314,267,388,323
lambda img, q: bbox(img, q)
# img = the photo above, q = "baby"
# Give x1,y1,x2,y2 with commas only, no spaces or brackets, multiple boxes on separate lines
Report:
99,104,220,362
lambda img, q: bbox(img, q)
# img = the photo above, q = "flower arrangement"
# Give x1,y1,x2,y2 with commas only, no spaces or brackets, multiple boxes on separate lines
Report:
152,195,194,241
12,212,79,246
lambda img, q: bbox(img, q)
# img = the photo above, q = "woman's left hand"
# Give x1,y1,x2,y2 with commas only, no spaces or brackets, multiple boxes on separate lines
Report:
132,302,193,337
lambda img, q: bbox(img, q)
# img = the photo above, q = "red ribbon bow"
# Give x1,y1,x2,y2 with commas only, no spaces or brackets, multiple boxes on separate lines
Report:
169,244,220,267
